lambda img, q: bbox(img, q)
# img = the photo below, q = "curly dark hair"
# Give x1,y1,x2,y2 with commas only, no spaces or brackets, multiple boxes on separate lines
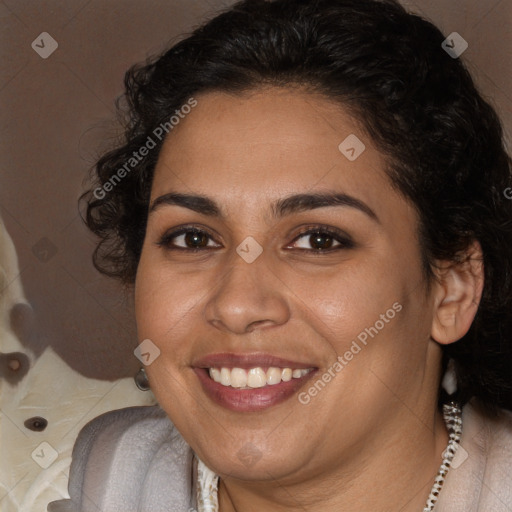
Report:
80,0,512,414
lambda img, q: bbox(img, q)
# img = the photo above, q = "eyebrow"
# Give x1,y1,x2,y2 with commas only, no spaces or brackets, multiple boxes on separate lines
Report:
149,191,379,222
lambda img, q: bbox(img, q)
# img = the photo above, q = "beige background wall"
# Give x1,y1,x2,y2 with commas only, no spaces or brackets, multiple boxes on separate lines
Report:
1,0,511,381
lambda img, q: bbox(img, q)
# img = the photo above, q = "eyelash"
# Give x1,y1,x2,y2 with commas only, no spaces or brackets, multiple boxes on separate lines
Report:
155,224,355,254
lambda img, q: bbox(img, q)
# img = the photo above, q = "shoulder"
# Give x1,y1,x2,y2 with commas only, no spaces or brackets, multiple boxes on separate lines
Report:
438,399,512,511
47,405,194,512
464,398,512,465
470,401,512,506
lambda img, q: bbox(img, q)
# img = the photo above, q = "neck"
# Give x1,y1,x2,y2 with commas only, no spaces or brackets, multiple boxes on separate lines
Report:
218,406,449,512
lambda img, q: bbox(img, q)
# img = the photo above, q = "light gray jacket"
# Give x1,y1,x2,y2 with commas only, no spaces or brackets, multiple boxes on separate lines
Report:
48,399,512,512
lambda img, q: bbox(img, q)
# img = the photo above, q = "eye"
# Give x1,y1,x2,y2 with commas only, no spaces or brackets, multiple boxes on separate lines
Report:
156,227,220,251
156,225,354,253
287,225,355,252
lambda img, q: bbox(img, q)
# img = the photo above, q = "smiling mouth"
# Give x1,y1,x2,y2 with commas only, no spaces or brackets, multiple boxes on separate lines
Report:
193,353,318,411
208,366,314,389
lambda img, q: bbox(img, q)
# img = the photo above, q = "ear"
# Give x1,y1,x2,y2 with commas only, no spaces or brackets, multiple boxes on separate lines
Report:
431,241,484,345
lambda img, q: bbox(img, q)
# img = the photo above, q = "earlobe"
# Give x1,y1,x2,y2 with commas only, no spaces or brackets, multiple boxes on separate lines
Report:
431,241,484,345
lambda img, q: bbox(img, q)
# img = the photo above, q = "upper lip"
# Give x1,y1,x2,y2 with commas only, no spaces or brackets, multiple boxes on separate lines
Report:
192,352,316,369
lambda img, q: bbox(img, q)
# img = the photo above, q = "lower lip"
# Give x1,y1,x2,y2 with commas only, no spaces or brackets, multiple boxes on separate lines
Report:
194,368,317,412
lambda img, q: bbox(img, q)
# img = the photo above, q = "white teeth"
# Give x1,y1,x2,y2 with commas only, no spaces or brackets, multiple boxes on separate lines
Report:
266,367,282,385
247,368,266,388
281,368,292,382
208,366,312,388
220,367,231,386
209,368,221,383
230,368,247,388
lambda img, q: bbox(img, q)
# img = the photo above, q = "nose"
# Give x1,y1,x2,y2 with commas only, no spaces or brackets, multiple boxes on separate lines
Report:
204,249,290,335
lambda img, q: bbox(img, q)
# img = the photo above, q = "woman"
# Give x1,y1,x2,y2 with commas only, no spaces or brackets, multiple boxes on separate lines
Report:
49,0,512,510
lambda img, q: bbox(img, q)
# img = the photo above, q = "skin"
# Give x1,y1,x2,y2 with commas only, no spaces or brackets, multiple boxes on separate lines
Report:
134,87,484,511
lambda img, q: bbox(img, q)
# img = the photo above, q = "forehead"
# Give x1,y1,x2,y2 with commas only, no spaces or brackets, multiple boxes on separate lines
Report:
151,87,406,224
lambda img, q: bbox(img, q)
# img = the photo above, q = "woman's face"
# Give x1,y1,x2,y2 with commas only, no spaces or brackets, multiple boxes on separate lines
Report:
134,87,441,483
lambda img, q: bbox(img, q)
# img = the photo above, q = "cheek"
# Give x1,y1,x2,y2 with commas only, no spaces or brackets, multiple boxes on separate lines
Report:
309,292,400,364
303,253,425,366
289,260,400,341
134,253,200,350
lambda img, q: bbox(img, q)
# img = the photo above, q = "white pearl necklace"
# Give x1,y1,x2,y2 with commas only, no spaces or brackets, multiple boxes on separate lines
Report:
422,401,463,511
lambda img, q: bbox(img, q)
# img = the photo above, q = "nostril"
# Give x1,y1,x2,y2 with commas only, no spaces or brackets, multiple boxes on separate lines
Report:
24,416,48,432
